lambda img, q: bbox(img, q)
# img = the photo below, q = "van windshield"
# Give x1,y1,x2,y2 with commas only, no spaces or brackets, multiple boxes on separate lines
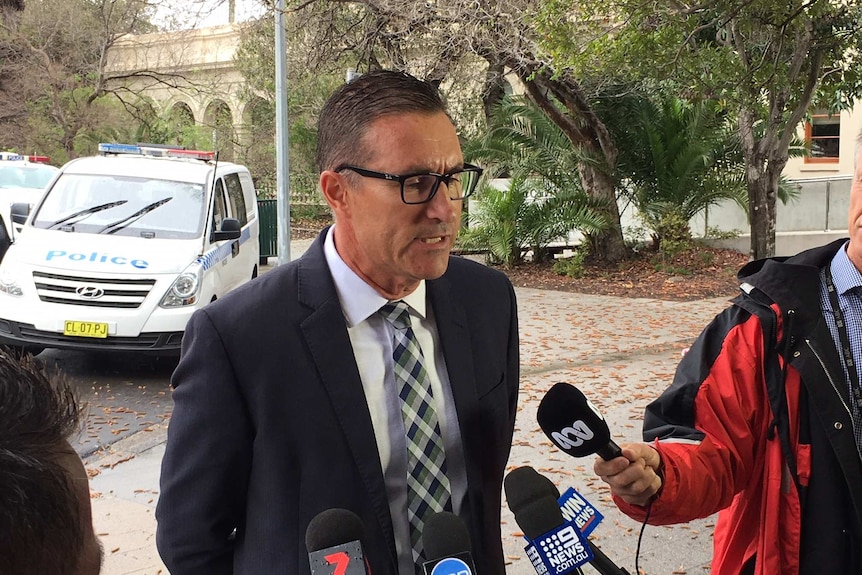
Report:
32,174,206,239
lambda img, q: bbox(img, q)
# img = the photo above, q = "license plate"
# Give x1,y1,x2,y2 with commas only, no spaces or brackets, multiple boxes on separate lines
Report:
63,320,109,338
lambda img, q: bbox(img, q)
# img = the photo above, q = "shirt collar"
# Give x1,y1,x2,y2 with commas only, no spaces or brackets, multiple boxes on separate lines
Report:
323,226,427,327
830,241,862,296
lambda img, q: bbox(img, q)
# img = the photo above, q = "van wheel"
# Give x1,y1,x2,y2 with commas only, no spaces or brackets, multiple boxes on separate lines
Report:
252,265,258,279
2,345,44,359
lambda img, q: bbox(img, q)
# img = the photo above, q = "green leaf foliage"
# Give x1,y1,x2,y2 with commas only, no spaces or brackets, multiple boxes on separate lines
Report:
459,97,607,266
595,91,747,242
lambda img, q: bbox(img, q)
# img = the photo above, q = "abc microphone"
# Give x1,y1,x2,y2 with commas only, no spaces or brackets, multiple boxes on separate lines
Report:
421,511,477,575
305,508,371,575
537,383,622,460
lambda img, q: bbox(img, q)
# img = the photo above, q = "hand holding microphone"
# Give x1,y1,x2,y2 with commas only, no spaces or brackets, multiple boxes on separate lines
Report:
537,383,662,507
593,443,662,507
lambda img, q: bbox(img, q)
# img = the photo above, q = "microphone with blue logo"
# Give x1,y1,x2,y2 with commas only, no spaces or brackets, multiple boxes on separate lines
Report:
505,466,630,575
420,511,477,575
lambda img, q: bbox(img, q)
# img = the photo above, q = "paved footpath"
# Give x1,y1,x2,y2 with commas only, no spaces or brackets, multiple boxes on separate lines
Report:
85,247,735,574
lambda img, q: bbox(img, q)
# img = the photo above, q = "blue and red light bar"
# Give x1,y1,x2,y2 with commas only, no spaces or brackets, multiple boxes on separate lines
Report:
0,152,51,163
97,143,215,162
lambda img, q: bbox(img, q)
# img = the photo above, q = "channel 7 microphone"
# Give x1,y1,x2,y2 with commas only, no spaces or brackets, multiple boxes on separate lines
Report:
421,511,477,575
306,508,371,575
537,383,622,461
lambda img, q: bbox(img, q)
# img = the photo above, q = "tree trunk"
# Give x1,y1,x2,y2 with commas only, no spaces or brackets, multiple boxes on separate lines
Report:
579,162,627,262
515,69,628,263
482,61,506,126
746,168,780,260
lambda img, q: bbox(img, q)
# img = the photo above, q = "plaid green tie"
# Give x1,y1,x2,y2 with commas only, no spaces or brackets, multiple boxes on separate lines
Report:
379,301,452,566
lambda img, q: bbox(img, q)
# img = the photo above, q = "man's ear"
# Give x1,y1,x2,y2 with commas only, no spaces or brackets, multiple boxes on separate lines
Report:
319,170,348,213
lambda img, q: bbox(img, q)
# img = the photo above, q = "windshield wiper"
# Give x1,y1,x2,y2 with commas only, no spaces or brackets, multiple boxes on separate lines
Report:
98,197,173,235
47,200,128,230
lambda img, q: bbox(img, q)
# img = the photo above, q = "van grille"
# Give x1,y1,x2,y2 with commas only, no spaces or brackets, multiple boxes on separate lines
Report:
32,271,156,309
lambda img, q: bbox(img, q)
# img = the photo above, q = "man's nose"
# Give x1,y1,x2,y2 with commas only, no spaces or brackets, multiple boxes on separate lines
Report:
424,181,459,219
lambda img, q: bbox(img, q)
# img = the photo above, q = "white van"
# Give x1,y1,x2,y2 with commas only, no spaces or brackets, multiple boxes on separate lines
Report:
0,154,60,234
0,143,260,356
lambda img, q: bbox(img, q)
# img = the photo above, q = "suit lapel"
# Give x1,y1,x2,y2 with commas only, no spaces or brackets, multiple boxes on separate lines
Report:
427,274,484,522
296,231,398,568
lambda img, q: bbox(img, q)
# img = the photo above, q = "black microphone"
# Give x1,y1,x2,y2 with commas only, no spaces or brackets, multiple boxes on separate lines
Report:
505,466,591,574
537,383,623,460
305,508,371,575
505,466,631,575
420,511,477,575
504,466,561,539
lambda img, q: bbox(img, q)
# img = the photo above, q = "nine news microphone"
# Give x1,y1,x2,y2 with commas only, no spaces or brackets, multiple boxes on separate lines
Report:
505,466,593,575
536,383,623,461
505,466,630,575
421,511,477,575
306,508,371,575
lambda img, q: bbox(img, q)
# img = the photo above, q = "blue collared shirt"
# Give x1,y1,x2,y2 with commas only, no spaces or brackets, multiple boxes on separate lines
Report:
819,242,862,445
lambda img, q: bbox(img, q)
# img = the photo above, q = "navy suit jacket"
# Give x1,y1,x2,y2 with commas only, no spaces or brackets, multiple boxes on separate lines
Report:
156,229,520,574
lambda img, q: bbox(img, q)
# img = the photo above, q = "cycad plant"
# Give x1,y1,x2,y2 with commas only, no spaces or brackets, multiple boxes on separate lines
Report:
600,94,749,249
459,97,607,266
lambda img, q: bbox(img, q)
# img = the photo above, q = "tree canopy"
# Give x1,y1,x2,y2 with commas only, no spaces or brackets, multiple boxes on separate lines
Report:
539,0,862,258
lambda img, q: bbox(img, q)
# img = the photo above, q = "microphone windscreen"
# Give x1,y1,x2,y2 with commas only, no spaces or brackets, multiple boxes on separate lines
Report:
422,511,471,560
305,508,366,552
515,496,567,540
504,466,566,539
537,382,612,457
504,466,558,512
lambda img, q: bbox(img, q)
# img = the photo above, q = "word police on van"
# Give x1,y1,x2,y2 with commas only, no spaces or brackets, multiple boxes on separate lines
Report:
0,143,260,355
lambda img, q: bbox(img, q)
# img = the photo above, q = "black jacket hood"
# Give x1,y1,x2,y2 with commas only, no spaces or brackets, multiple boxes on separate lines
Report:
735,238,848,335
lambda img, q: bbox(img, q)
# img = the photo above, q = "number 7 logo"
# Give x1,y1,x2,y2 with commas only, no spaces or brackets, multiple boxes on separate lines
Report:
324,551,350,575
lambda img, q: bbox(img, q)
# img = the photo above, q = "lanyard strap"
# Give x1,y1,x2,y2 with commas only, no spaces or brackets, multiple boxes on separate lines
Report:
825,265,862,394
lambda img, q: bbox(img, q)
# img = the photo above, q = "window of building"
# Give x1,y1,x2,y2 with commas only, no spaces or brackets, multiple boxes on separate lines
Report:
805,111,840,163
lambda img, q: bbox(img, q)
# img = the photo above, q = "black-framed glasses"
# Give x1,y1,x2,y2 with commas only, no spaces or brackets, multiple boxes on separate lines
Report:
334,163,483,205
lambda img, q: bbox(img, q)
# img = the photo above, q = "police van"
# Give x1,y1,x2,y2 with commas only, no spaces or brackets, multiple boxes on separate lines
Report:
0,143,260,356
0,153,60,235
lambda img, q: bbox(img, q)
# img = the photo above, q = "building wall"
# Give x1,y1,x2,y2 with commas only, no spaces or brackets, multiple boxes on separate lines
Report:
104,24,254,150
784,106,862,180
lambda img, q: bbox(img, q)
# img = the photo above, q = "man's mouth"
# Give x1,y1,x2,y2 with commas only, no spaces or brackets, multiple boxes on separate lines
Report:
419,236,446,244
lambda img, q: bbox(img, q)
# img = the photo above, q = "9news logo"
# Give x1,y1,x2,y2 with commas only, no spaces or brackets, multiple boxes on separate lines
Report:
535,524,590,574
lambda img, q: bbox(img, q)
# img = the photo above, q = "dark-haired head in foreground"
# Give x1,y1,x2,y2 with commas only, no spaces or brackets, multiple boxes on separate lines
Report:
0,352,102,575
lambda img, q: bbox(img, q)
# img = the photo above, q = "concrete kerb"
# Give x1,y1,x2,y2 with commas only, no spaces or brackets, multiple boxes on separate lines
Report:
82,240,734,575
85,424,169,575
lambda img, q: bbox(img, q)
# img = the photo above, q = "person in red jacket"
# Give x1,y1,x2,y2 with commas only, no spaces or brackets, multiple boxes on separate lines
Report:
594,141,862,575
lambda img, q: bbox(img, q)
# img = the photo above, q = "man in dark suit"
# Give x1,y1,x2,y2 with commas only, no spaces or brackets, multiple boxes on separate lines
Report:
156,69,520,575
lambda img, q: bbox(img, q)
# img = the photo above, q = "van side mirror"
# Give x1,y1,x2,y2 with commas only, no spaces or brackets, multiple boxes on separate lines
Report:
10,203,30,225
211,217,241,242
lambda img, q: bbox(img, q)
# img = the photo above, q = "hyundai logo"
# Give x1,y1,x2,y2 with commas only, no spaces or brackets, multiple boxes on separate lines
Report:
76,286,104,300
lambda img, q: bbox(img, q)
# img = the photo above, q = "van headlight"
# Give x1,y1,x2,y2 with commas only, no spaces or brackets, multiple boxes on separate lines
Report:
0,269,23,297
160,263,202,307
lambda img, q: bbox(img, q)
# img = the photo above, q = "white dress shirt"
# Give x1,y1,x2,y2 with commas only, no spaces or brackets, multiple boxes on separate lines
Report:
323,226,468,574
